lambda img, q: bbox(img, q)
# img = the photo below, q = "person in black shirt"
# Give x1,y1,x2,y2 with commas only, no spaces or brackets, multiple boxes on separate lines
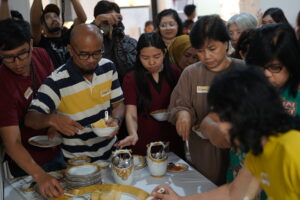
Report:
30,0,86,68
93,0,137,84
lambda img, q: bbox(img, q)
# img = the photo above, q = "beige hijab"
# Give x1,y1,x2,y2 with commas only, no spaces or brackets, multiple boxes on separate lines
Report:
168,35,192,67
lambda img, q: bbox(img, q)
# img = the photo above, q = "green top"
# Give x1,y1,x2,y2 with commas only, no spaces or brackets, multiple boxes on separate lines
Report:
280,87,300,116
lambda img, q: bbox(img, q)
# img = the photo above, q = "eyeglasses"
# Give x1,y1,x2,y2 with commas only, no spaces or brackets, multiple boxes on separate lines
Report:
263,64,284,73
71,46,104,60
159,23,178,30
0,48,30,63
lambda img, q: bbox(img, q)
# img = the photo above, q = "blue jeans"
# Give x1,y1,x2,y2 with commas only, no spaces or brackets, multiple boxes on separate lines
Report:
10,151,66,177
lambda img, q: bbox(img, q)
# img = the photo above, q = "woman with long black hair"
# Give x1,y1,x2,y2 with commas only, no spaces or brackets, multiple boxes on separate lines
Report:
115,32,184,157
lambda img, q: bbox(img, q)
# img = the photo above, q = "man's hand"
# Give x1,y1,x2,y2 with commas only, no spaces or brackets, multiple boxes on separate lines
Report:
49,113,83,136
94,13,123,40
94,13,122,27
35,172,64,198
104,117,120,138
176,111,192,141
47,127,61,139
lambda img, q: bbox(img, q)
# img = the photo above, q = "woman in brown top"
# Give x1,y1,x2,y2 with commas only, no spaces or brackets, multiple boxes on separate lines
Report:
168,15,245,185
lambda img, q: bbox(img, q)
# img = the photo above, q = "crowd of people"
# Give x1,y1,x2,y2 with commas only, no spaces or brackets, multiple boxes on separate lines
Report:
0,0,300,199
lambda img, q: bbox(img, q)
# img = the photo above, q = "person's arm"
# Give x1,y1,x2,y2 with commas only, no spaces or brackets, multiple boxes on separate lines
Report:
25,111,83,136
175,110,192,141
115,105,138,147
30,0,43,45
198,114,230,148
0,0,11,20
111,100,125,123
152,167,261,200
168,68,196,141
105,100,125,139
93,13,122,40
0,126,63,198
70,0,86,26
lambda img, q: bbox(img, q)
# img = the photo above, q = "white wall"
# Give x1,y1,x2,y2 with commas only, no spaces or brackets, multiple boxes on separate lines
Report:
0,0,59,22
260,0,300,27
196,0,221,17
3,0,30,21
3,0,300,28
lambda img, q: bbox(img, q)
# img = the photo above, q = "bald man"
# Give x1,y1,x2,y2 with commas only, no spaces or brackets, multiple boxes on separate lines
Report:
25,23,125,172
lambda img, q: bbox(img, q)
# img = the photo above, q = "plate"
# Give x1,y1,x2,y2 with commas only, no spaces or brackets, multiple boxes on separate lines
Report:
94,160,110,169
28,135,62,148
68,157,91,166
191,125,207,139
52,184,150,200
133,155,146,170
167,163,188,172
66,163,101,176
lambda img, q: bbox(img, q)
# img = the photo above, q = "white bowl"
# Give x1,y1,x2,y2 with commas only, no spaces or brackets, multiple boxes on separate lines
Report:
150,110,168,121
93,126,118,137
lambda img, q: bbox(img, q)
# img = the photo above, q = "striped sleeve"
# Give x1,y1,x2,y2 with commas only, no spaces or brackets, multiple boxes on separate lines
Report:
29,76,61,114
110,64,124,104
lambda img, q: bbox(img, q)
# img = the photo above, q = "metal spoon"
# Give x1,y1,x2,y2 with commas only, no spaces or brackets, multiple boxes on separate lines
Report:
104,111,109,121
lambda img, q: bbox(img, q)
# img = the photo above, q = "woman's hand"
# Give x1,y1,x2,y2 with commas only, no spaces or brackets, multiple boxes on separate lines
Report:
199,114,230,148
114,134,138,148
151,186,182,200
176,111,191,141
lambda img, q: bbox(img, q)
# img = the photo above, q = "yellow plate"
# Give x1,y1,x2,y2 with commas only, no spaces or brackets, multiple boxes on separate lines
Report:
52,184,150,200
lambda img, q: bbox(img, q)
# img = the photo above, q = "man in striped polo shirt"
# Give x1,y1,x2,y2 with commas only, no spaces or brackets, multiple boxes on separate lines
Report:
25,24,125,162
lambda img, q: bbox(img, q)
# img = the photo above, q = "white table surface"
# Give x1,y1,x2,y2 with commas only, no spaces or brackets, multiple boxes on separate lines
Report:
4,152,216,199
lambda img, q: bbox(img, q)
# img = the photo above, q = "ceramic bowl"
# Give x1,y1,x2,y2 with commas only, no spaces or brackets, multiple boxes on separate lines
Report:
150,109,168,121
92,125,118,137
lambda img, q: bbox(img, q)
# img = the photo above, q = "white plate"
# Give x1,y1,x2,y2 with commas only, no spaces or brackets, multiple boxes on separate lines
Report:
192,125,207,139
68,156,91,166
67,164,99,176
28,135,62,148
94,160,110,169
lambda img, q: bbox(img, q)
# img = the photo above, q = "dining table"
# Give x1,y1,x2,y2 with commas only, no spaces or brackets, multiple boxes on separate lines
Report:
3,152,216,199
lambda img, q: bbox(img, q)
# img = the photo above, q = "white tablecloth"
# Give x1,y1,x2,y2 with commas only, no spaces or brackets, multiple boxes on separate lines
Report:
4,152,216,199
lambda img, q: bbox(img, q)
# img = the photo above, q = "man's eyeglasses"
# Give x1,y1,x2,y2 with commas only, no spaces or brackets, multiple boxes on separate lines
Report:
71,46,104,60
0,48,30,63
263,64,284,73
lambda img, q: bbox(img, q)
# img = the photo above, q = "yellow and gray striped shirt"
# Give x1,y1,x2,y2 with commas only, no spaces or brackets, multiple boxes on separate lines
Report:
29,58,124,161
